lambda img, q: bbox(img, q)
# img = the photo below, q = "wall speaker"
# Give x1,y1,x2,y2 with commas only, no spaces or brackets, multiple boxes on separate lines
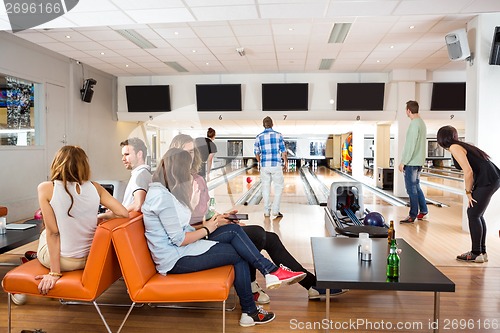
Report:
489,26,500,66
445,29,470,61
80,78,97,103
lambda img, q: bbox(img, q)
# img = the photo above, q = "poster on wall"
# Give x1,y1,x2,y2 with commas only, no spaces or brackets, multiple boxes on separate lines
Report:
284,140,297,157
310,141,325,156
342,132,353,174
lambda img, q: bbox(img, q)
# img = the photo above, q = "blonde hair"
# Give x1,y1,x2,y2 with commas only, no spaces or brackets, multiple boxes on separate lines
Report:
50,145,91,216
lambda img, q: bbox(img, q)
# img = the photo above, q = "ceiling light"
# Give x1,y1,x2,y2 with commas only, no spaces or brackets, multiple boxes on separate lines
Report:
65,35,71,39
236,47,245,56
192,50,197,53
328,23,352,43
164,61,188,72
289,28,294,31
174,31,179,35
409,25,415,29
289,47,294,50
319,58,334,70
116,29,157,49
100,52,105,55
125,64,129,67
390,45,395,49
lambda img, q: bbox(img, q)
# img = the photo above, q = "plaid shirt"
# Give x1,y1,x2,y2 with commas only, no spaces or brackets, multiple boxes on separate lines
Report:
254,128,286,167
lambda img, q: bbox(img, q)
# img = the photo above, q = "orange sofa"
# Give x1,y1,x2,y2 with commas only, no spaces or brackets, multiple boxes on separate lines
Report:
2,213,141,333
112,215,235,333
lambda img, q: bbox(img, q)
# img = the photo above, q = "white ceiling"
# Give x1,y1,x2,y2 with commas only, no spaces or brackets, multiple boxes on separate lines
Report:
1,0,498,136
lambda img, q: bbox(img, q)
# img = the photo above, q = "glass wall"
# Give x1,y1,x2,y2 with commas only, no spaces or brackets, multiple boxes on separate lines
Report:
0,75,37,146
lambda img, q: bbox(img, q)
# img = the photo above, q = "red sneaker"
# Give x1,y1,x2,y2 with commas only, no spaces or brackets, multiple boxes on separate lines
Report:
416,212,428,220
24,251,38,261
265,265,306,289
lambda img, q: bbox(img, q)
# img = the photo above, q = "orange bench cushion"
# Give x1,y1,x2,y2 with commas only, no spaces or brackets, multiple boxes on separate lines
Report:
130,265,234,303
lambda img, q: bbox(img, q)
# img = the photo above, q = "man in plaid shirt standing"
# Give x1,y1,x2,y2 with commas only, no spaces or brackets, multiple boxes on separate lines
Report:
254,116,288,219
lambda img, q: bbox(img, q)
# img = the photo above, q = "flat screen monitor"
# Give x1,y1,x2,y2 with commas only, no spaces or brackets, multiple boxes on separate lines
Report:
336,83,385,111
430,82,466,111
126,85,171,112
196,84,242,111
262,83,308,111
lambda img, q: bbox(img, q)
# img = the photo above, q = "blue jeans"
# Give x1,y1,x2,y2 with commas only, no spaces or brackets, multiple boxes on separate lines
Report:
168,223,277,314
260,166,284,214
403,165,428,218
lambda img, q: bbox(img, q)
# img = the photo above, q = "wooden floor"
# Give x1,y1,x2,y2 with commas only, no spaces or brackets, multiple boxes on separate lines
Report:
2,166,500,332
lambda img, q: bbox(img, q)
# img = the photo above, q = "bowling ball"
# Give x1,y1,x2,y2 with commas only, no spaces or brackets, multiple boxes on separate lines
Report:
33,208,43,220
363,211,385,227
246,177,252,184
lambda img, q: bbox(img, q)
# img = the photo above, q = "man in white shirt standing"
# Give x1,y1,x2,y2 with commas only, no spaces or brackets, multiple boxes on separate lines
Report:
99,137,151,219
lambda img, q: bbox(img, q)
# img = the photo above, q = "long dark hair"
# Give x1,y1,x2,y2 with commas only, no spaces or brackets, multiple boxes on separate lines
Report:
152,148,193,210
436,126,490,160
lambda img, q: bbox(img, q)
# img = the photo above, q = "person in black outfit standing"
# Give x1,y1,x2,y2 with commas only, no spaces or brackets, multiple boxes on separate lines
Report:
195,127,217,181
437,125,500,263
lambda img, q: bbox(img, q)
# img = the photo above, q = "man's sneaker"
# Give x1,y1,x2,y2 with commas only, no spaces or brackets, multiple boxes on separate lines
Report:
251,281,270,304
416,212,428,220
482,253,489,262
11,293,28,305
399,216,415,224
239,306,275,327
265,264,306,289
264,211,270,217
272,212,283,219
456,251,485,263
308,287,348,300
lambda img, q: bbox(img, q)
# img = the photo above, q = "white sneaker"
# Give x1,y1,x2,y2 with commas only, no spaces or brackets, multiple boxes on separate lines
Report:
482,253,489,262
251,281,270,304
11,293,27,305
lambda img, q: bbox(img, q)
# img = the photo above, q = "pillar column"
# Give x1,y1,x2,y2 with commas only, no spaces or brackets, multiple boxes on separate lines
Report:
463,13,500,231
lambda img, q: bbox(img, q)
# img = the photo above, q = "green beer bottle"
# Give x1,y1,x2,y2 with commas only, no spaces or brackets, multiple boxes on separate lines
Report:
205,197,216,220
386,239,400,279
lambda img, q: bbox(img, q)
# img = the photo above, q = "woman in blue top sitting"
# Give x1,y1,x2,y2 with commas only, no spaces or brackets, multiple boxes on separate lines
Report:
141,148,306,327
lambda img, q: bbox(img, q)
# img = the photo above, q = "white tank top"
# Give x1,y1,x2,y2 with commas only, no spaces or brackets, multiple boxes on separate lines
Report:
50,180,100,258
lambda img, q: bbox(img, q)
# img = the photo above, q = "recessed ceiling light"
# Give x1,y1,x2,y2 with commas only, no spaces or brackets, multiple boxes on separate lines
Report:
174,31,179,35
288,28,294,31
409,25,415,29
289,47,294,50
206,62,209,65
100,52,105,55
376,60,381,63
125,64,129,67
192,50,196,53
65,35,71,39
390,45,395,49
329,99,335,104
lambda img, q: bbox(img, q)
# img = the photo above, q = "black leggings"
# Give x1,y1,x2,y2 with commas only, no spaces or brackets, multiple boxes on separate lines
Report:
468,179,500,254
242,225,316,290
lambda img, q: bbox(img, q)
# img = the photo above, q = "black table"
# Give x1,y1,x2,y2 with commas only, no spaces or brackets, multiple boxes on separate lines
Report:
0,220,42,254
311,237,455,333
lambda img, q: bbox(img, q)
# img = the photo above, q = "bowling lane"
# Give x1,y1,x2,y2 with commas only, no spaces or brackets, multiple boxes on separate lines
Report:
209,162,393,216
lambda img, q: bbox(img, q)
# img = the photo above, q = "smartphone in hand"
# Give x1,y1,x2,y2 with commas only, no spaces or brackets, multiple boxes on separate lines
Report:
227,213,249,221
